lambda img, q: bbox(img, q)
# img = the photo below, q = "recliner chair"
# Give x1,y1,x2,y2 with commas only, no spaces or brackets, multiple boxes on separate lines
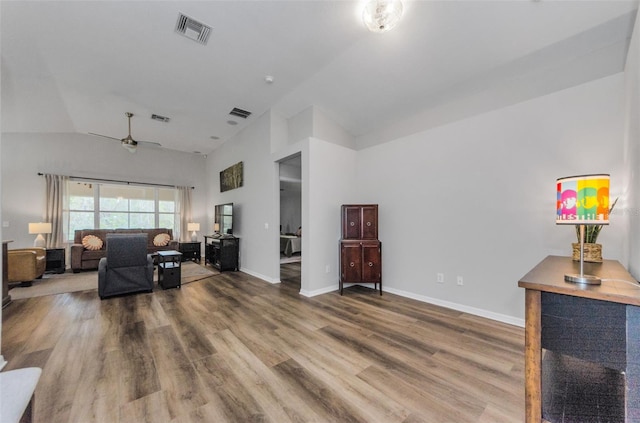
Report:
8,248,46,286
98,233,154,299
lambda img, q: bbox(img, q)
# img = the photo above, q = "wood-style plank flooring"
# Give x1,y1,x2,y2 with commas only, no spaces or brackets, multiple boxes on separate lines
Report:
2,263,525,422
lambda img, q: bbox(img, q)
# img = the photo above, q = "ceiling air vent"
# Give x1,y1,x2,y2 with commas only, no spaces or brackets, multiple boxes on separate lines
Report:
229,107,252,119
175,13,211,45
151,114,170,123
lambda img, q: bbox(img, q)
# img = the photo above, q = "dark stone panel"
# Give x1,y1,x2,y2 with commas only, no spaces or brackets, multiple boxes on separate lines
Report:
541,292,626,371
542,350,625,423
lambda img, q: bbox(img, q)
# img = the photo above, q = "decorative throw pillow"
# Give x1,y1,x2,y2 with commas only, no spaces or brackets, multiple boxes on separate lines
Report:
82,235,103,251
153,233,171,247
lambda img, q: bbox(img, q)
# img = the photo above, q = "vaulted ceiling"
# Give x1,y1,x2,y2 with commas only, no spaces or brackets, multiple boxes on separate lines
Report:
2,1,637,155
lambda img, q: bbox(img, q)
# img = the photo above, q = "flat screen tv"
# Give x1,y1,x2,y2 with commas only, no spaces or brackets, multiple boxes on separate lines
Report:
215,203,233,235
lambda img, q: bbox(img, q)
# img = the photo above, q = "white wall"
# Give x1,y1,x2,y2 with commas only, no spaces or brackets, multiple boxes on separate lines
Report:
207,103,359,292
356,73,627,322
1,133,207,248
206,111,279,281
624,10,640,279
302,137,357,296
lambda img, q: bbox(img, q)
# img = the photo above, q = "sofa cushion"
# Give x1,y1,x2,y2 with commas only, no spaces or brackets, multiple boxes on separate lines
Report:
145,228,172,246
153,233,171,247
77,229,112,245
82,235,103,251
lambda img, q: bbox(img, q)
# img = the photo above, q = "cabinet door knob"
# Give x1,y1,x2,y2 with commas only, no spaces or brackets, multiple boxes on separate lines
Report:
350,222,355,226
366,222,371,226
368,262,373,267
350,262,355,267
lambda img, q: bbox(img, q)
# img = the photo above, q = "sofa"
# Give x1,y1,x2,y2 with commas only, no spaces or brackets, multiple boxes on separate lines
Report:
7,247,46,285
71,228,176,272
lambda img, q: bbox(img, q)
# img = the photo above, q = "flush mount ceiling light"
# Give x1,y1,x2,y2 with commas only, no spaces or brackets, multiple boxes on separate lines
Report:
362,0,404,33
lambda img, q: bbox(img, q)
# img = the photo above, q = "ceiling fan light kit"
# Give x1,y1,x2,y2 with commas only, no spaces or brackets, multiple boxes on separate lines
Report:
362,0,404,33
89,112,161,153
122,112,137,153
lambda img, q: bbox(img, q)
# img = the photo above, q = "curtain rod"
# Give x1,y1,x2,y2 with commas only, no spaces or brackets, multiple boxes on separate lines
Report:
37,173,194,189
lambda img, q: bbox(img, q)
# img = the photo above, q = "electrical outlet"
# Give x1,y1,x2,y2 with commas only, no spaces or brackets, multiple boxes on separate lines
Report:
437,273,444,283
457,276,464,286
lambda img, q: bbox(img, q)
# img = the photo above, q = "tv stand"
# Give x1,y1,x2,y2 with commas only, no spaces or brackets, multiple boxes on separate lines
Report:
204,235,239,272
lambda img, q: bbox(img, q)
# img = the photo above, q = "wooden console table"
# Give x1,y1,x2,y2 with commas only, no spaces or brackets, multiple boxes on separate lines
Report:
518,255,640,422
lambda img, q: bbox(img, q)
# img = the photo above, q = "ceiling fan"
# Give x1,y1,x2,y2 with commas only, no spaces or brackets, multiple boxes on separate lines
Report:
89,112,161,153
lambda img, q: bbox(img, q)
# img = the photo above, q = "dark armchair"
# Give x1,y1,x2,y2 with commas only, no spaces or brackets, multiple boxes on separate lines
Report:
98,233,154,299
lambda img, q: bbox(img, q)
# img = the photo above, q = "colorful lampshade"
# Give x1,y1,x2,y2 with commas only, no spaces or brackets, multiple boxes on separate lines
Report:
556,174,610,225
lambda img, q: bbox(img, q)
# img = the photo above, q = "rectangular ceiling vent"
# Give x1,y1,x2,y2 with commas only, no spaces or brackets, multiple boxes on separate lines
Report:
175,13,211,45
229,107,252,119
151,114,170,123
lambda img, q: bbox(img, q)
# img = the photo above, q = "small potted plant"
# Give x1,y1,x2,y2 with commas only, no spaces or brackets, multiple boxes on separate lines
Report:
572,197,618,262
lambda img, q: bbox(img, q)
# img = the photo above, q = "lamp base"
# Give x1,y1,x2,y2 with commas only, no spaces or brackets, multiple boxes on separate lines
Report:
564,273,601,285
191,231,197,242
33,234,46,249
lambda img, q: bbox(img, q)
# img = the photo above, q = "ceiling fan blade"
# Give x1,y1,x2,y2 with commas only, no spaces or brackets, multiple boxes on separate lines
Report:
90,113,161,150
88,132,121,141
137,140,162,147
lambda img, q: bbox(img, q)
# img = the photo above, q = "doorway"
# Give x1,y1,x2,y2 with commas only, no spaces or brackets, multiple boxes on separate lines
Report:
279,154,302,288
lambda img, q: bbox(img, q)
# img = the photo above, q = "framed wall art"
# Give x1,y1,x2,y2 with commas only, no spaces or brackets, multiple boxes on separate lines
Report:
220,161,243,192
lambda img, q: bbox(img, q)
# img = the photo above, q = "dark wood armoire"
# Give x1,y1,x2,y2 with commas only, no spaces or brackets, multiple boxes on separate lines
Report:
339,204,381,295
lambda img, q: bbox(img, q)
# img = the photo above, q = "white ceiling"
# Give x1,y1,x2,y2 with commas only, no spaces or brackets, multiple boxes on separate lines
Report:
2,1,638,155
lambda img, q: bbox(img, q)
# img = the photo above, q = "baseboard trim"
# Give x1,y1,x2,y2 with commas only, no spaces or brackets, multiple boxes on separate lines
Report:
240,267,280,284
242,270,523,327
299,284,337,297
384,286,525,328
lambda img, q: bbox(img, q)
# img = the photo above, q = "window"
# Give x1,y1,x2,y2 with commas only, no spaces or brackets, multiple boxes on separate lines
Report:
64,181,179,241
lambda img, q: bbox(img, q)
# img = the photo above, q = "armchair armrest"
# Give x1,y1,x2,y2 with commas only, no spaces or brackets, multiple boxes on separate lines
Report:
70,244,85,272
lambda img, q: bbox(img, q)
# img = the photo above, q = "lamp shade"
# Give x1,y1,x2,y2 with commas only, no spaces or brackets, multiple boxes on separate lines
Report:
28,222,52,234
187,223,200,232
214,223,220,232
556,174,610,225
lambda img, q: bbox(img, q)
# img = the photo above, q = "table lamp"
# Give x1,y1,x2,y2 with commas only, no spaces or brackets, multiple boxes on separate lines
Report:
187,223,200,242
28,222,52,248
556,174,610,284
214,223,220,234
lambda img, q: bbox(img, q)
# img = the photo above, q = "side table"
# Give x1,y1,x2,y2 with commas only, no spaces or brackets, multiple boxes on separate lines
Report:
45,248,66,274
175,241,201,262
157,250,182,289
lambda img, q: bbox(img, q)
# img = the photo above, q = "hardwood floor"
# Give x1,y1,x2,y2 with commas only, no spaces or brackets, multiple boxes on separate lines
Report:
2,263,525,422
